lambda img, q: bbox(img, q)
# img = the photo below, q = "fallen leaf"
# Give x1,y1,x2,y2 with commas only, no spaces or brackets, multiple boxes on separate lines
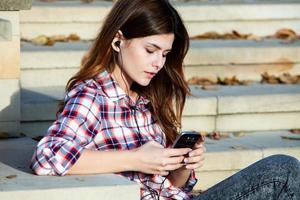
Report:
272,28,297,39
207,131,221,140
217,76,241,85
261,72,280,84
31,35,49,46
81,0,94,3
0,132,9,139
187,77,216,85
290,129,300,134
278,73,299,84
6,175,17,179
67,33,80,41
232,132,246,137
231,145,247,150
50,34,68,42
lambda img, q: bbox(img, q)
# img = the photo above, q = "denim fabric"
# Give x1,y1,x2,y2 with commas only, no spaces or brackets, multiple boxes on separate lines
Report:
193,155,300,200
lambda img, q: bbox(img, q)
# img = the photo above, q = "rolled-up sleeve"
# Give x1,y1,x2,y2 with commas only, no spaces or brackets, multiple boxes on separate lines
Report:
30,87,102,176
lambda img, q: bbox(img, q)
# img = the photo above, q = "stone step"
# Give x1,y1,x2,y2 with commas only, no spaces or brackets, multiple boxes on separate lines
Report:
1,131,299,194
19,1,300,40
0,138,140,200
0,18,12,40
21,40,300,86
20,84,300,137
195,130,300,190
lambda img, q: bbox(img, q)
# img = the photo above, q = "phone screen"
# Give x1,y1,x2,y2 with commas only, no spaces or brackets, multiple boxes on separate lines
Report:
172,131,201,148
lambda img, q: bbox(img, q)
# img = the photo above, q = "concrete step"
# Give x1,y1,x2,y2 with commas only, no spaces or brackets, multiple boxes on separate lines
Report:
19,1,300,40
195,130,300,190
1,131,299,194
0,138,140,200
20,84,300,137
21,39,300,87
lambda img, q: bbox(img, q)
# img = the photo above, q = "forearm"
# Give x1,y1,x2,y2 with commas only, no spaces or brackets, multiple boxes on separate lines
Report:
67,148,137,175
168,167,191,187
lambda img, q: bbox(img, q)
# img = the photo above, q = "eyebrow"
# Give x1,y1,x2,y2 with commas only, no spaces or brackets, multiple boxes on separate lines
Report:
147,42,172,52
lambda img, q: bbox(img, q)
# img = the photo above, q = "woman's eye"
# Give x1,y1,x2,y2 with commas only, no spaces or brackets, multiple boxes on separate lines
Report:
146,49,154,54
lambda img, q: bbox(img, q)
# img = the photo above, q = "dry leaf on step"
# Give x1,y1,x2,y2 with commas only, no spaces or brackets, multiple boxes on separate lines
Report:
231,145,247,150
67,33,80,41
50,34,68,42
217,76,241,85
290,129,300,134
187,77,216,85
261,72,280,84
273,28,297,39
0,132,9,139
6,175,17,179
278,73,299,84
31,35,49,45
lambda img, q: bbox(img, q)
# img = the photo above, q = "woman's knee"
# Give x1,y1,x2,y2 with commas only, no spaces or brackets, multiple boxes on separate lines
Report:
265,154,300,175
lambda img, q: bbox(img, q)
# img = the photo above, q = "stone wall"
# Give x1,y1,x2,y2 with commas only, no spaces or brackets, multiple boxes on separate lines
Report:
0,0,32,137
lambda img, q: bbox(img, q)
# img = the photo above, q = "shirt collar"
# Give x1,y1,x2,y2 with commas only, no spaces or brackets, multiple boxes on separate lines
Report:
96,70,150,108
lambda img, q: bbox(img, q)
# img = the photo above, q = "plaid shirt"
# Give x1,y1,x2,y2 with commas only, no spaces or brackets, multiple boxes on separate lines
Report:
31,70,197,199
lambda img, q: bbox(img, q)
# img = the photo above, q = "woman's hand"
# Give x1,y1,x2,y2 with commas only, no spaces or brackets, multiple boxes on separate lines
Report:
183,139,206,170
133,140,191,176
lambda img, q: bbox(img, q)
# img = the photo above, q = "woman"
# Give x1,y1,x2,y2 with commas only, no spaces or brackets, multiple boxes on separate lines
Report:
31,0,300,199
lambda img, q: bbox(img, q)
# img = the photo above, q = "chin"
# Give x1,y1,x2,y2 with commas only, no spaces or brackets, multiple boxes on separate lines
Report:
136,80,151,87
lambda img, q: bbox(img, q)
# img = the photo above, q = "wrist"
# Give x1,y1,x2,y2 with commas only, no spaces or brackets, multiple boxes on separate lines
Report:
123,148,139,171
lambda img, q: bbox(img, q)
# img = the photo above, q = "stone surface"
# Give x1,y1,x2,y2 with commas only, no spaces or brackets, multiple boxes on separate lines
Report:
0,0,33,11
195,130,300,190
216,112,300,132
20,1,300,22
184,97,217,116
218,94,300,114
21,121,52,137
0,121,20,136
186,40,300,65
0,138,140,200
182,116,216,132
0,36,20,79
21,68,76,89
0,12,19,36
194,170,238,191
0,18,11,40
0,79,20,121
19,1,300,39
1,131,299,194
184,63,300,82
21,40,300,68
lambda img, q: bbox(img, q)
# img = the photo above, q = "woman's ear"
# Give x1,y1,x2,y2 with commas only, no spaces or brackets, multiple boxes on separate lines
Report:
111,30,124,52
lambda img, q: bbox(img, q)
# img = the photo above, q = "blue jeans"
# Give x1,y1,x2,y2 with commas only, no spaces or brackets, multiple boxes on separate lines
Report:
193,155,300,200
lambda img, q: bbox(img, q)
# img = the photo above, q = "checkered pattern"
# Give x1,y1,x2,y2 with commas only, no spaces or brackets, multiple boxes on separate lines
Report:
30,70,197,199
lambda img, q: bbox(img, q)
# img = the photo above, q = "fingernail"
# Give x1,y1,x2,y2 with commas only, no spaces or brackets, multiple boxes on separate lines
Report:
184,158,188,163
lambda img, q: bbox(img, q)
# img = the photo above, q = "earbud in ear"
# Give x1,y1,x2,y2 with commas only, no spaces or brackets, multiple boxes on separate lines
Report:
115,41,121,47
112,39,121,52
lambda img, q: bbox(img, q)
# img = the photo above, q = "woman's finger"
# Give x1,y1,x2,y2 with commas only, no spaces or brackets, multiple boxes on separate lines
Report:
184,154,205,164
164,148,191,157
188,146,205,157
185,160,205,169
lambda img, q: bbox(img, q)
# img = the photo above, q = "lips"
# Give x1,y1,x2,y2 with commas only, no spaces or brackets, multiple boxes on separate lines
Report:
145,71,156,78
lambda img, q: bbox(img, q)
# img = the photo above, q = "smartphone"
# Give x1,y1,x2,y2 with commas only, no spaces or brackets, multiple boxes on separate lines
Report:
172,131,202,148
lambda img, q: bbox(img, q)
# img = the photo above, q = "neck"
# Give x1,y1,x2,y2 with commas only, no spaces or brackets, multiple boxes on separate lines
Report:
112,66,138,101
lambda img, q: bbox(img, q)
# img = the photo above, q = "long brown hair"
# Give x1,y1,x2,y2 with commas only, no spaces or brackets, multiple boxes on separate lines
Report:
58,0,190,145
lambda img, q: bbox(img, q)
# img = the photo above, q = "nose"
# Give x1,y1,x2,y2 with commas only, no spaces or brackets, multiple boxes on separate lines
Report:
152,54,165,70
